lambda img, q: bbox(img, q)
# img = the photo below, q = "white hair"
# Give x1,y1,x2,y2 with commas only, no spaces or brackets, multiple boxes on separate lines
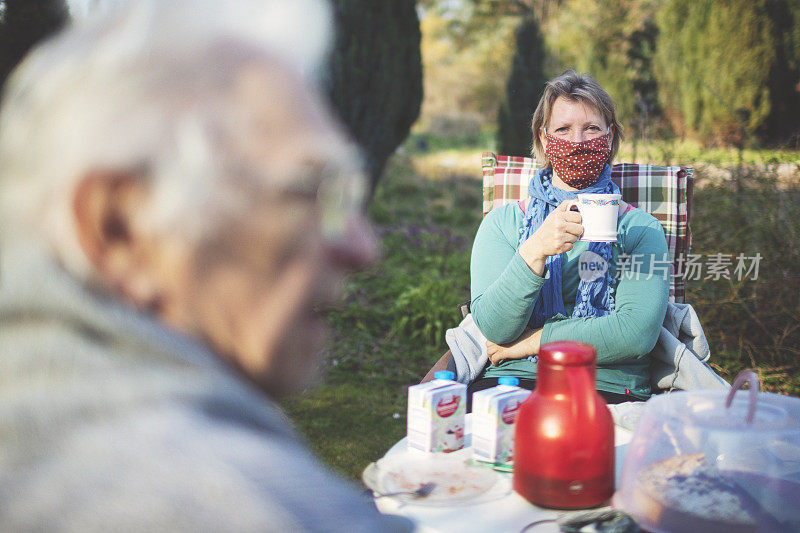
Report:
0,0,335,279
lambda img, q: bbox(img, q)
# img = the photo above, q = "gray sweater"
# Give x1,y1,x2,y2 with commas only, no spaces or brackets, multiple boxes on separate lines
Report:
0,242,411,532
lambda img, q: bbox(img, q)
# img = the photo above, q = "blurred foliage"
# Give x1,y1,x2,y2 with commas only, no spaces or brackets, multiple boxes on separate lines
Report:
548,0,660,133
615,137,800,169
417,0,800,149
406,129,495,154
391,276,460,344
416,5,516,127
281,153,483,479
497,16,545,157
760,0,800,144
687,165,800,393
0,0,69,92
654,0,800,146
655,0,774,141
326,0,423,196
283,140,800,481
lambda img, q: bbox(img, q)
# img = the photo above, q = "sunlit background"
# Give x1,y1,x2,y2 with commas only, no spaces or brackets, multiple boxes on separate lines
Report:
1,0,798,481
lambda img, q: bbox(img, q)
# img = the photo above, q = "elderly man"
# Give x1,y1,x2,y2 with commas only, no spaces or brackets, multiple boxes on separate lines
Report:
0,1,410,531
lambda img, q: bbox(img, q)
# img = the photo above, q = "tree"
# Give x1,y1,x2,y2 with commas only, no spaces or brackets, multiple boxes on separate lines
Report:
422,0,663,139
548,0,660,134
326,0,423,195
761,0,800,144
417,10,516,127
422,0,559,51
654,0,797,146
497,16,545,157
0,0,70,91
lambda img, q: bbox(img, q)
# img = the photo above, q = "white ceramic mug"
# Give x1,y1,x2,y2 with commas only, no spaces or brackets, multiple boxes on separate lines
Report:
566,193,622,242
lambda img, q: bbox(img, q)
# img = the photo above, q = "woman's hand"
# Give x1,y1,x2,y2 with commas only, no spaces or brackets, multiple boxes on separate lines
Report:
486,328,543,366
518,200,583,276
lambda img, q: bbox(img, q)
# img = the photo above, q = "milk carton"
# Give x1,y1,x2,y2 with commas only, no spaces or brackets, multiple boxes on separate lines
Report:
471,377,531,464
407,371,466,453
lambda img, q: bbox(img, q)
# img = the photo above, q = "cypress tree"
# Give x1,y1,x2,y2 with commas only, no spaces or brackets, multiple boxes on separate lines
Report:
0,0,70,91
762,0,800,144
326,0,423,195
654,0,794,145
497,16,545,157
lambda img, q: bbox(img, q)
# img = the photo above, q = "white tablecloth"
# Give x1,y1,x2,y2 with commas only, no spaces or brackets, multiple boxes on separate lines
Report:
372,414,634,533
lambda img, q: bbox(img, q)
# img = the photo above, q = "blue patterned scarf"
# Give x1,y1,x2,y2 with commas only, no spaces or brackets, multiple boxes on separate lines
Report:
520,164,618,328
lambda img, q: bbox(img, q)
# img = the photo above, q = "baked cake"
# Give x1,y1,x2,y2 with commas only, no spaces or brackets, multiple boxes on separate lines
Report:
632,453,758,533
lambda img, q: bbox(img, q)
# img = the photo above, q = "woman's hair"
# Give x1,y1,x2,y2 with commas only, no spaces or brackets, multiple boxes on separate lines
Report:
530,69,624,168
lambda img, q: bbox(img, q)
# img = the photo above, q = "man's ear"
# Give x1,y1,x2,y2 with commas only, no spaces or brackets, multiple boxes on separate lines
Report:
72,171,158,306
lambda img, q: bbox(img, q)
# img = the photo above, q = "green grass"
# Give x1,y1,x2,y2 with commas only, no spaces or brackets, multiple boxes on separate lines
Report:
686,167,800,393
281,143,800,482
617,138,800,167
281,154,482,480
405,130,800,168
404,129,496,153
281,383,408,478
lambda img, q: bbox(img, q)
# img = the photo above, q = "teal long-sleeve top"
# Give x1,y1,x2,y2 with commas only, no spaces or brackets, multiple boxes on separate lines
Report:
470,203,670,399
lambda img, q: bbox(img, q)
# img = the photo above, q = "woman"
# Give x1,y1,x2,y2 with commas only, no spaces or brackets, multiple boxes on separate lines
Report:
467,69,669,406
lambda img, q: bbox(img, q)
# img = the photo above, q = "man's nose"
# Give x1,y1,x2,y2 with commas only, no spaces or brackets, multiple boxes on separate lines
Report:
322,214,378,270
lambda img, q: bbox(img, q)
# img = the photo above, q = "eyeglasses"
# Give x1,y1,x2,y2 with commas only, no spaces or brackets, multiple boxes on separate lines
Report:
226,160,368,244
309,162,368,244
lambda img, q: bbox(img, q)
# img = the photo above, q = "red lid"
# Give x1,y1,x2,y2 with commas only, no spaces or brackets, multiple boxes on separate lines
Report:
538,341,596,366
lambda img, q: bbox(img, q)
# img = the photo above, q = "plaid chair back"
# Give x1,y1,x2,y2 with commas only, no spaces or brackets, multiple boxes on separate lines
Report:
481,152,694,303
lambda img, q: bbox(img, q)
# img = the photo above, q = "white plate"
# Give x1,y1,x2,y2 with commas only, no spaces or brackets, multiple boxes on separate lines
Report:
363,450,509,506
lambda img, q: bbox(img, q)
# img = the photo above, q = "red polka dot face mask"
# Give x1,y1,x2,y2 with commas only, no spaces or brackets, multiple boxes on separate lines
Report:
544,129,612,189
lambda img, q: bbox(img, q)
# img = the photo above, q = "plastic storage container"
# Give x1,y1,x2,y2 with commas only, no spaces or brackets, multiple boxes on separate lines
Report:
614,371,800,533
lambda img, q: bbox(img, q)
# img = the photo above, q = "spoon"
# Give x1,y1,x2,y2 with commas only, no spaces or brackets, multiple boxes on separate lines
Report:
372,482,437,499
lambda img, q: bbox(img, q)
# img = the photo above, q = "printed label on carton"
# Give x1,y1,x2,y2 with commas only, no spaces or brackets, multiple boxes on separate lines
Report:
435,395,461,418
471,385,531,464
407,379,466,453
501,400,520,425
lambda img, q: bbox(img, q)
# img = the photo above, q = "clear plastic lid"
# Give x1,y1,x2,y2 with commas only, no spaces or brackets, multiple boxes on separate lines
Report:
614,371,800,532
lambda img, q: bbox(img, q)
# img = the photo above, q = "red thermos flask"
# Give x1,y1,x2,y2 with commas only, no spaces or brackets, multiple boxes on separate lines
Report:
513,341,614,509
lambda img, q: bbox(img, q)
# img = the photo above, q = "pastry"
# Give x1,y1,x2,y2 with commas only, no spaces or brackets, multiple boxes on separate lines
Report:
633,453,758,533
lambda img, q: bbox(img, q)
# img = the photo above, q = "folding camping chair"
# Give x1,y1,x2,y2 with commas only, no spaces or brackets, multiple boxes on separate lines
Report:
423,152,710,390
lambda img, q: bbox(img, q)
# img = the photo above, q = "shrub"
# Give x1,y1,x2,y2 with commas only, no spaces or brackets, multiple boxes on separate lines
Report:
654,0,800,146
687,166,800,394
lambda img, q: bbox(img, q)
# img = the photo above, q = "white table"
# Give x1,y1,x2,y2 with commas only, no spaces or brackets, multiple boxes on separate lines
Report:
370,414,634,533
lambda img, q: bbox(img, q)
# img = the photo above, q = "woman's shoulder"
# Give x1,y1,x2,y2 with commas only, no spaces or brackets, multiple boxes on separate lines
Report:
617,206,668,252
619,205,662,231
482,201,526,227
476,202,527,246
